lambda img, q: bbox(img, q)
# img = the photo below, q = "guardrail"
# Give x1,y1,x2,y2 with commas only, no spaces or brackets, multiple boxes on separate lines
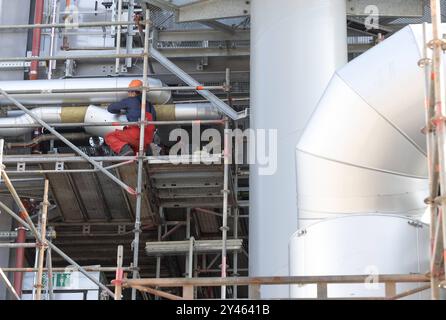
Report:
121,274,433,300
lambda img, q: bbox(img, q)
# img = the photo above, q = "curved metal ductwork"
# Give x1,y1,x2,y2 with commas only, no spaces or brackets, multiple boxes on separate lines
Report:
296,24,430,226
0,77,172,105
291,24,434,299
0,103,221,137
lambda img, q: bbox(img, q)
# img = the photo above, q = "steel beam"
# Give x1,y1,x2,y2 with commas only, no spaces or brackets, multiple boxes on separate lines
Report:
200,20,235,35
177,0,250,23
140,0,179,12
157,29,249,42
150,47,246,120
145,239,243,256
346,0,423,17
0,53,143,63
2,155,222,165
159,47,249,58
0,21,145,30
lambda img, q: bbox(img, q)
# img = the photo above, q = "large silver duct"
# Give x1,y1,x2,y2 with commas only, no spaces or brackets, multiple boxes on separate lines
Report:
250,0,348,298
296,24,428,225
0,103,221,137
0,77,171,105
291,25,432,298
289,215,430,299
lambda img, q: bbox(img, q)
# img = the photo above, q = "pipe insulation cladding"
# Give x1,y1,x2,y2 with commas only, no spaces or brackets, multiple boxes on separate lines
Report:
0,77,172,106
291,24,438,298
0,103,221,137
249,0,348,298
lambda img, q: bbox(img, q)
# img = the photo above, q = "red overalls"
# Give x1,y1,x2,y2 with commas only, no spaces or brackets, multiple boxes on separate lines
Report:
105,112,155,154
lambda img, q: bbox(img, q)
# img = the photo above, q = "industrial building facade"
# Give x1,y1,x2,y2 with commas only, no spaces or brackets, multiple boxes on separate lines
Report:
0,0,444,301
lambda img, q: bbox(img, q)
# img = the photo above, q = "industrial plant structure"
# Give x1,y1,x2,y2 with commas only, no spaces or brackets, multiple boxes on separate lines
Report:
0,0,445,301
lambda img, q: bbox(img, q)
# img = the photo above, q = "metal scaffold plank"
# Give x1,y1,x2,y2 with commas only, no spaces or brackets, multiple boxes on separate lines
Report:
145,239,243,256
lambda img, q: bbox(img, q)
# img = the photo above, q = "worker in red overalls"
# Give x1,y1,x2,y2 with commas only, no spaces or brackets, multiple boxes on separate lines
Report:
105,79,157,156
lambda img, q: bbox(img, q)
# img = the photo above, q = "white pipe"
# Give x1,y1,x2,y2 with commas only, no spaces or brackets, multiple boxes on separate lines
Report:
0,107,62,136
0,77,171,105
173,103,221,121
249,0,347,299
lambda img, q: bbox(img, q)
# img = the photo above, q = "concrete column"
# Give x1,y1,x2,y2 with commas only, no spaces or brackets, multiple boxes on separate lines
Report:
249,0,347,298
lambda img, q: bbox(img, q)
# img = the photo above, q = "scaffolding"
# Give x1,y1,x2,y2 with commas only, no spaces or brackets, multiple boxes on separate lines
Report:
0,2,243,300
419,0,446,300
0,0,440,302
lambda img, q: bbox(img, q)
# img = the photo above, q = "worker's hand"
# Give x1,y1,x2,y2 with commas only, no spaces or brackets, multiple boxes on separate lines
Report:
134,13,144,32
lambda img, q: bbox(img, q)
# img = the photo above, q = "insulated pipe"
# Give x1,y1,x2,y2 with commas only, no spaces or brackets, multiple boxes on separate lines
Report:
0,103,221,137
296,24,431,226
249,0,347,299
0,107,62,136
0,78,172,105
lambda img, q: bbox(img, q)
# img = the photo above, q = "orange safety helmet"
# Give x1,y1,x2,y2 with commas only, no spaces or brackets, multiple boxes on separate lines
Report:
128,79,143,89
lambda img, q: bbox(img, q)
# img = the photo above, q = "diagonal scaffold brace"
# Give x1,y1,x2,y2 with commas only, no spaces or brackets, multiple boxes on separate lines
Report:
0,161,115,299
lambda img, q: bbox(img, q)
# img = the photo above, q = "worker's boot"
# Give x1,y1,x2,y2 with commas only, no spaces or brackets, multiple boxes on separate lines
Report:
118,144,135,156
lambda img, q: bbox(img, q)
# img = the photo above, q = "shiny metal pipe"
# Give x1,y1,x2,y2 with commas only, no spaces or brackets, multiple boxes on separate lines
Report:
0,53,143,62
0,107,62,136
0,77,171,105
0,21,142,30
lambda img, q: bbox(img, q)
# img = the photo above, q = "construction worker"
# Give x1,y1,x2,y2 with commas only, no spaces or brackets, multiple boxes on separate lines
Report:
105,79,157,156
